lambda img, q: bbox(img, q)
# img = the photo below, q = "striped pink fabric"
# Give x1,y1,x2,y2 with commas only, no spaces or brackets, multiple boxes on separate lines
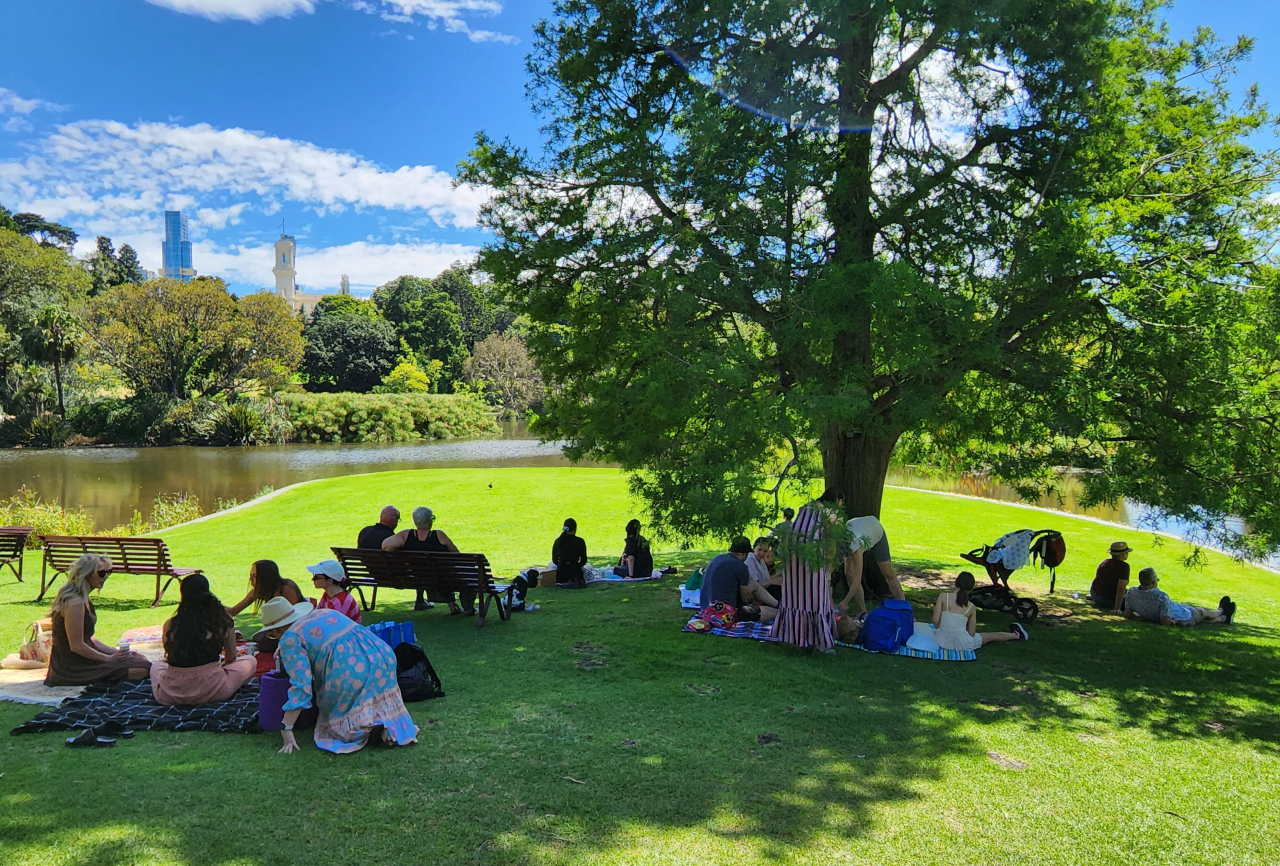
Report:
316,589,362,624
770,503,836,650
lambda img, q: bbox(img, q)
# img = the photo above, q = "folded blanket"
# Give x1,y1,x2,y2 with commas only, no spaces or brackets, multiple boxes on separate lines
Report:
682,618,778,641
588,568,663,583
838,641,977,662
11,678,263,736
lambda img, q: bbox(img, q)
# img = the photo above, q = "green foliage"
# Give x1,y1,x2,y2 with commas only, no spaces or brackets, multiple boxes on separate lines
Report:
312,294,380,321
371,275,468,387
89,278,304,401
463,0,1280,552
373,358,435,394
0,205,17,234
115,244,144,285
276,391,499,442
463,332,543,419
302,312,399,392
18,411,71,448
11,211,77,250
433,262,502,351
20,305,81,416
0,486,94,544
147,492,203,530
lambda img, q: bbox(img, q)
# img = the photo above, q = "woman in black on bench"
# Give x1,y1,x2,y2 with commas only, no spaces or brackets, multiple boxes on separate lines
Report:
45,554,151,686
382,506,473,615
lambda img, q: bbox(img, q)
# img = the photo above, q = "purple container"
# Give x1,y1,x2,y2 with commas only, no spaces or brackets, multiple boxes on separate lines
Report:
258,670,291,731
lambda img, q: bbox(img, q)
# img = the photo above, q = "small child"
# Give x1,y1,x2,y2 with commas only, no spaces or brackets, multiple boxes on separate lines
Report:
306,560,362,624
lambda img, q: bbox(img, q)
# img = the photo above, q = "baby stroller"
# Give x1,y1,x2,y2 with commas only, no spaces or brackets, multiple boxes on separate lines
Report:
959,529,1066,623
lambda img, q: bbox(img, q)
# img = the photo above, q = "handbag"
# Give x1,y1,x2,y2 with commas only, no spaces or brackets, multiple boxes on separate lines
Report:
393,642,444,702
18,618,54,663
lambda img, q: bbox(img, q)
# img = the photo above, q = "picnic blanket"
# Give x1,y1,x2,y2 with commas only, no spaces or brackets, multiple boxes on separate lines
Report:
839,641,977,662
682,618,779,641
588,567,663,583
0,668,86,706
10,678,263,735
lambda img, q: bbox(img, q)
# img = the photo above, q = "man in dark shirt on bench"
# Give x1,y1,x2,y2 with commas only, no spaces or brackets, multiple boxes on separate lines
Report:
358,506,433,610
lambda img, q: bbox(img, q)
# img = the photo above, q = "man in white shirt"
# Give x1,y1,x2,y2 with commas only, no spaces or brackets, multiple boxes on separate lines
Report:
744,536,781,610
838,514,906,617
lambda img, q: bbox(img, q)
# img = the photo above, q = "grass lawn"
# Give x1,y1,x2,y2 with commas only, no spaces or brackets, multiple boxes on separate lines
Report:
0,467,1276,865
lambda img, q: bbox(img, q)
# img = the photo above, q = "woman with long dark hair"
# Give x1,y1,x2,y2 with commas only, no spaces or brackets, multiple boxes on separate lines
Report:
619,518,653,578
225,559,304,617
151,574,257,705
930,572,1028,651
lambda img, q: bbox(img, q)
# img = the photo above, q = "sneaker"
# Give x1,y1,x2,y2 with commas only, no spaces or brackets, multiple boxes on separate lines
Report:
525,602,540,612
509,601,525,612
414,601,429,611
1010,622,1030,641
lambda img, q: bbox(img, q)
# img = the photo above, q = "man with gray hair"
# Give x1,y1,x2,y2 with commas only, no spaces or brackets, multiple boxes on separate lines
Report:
1124,567,1235,626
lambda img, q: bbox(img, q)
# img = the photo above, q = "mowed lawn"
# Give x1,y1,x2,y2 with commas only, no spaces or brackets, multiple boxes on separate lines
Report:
0,467,1276,866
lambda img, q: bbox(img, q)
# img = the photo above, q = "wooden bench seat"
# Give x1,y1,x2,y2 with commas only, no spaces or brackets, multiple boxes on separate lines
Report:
37,535,202,607
0,526,33,582
332,547,513,626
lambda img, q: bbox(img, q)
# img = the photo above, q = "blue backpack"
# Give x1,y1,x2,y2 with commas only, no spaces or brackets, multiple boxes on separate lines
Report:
859,599,914,653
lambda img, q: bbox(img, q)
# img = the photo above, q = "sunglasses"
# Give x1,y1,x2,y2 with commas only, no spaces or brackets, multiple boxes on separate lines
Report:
95,569,112,578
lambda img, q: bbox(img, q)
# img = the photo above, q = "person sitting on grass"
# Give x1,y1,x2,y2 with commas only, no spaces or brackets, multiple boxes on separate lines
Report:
552,518,589,587
1124,567,1235,627
773,507,795,536
44,554,152,687
1089,541,1132,613
837,514,906,618
308,560,362,624
701,536,774,623
254,597,418,755
151,574,256,706
383,506,471,615
617,518,654,578
226,559,305,617
930,571,1029,651
745,536,783,606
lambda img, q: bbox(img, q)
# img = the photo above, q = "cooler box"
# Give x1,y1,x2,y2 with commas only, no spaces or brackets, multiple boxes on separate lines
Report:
538,567,557,588
680,587,701,609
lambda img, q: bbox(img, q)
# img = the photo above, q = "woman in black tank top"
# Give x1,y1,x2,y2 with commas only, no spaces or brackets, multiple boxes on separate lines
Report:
382,506,474,614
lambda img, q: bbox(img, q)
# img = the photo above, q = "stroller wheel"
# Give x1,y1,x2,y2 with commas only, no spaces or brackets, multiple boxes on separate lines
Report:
1015,598,1039,622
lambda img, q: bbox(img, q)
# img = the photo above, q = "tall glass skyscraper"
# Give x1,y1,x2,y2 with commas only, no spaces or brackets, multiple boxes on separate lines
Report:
162,211,195,280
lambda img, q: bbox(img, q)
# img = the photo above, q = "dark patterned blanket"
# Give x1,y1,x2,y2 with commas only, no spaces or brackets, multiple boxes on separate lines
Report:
10,678,263,735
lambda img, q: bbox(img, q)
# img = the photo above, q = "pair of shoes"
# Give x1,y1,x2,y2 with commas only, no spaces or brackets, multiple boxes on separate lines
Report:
1219,596,1237,624
1010,622,1030,641
96,720,135,739
65,728,116,748
414,601,429,611
463,609,477,617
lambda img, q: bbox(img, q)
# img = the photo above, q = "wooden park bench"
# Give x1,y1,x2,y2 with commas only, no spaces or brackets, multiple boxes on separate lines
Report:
331,547,513,626
37,535,203,607
0,526,33,582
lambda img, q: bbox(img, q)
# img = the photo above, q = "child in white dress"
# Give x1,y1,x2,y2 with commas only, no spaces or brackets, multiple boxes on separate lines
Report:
931,572,1029,650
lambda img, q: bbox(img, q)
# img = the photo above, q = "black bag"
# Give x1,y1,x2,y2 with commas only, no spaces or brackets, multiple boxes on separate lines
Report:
393,642,444,702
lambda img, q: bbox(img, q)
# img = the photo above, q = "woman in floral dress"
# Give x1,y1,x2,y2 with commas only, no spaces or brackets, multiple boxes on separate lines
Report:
257,599,418,754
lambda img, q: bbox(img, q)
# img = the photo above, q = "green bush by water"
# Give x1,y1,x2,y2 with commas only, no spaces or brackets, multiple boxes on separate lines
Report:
277,391,499,442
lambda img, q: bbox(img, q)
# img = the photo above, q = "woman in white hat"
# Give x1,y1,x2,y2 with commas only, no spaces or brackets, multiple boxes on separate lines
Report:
307,560,361,624
254,597,417,754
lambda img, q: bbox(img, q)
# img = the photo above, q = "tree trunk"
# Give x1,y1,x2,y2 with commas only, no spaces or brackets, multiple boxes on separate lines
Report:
53,359,65,417
820,422,900,519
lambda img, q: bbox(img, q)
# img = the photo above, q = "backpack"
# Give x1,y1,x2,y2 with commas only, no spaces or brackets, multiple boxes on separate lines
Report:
394,642,444,702
1031,531,1066,570
859,599,914,653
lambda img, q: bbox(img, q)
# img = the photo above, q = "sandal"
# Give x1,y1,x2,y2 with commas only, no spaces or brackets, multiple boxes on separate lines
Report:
66,728,116,748
95,720,135,739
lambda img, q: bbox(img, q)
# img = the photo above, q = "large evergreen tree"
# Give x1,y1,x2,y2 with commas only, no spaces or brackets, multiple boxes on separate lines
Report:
464,0,1280,553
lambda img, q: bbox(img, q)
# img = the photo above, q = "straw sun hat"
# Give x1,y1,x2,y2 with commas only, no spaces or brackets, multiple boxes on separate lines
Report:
251,597,314,642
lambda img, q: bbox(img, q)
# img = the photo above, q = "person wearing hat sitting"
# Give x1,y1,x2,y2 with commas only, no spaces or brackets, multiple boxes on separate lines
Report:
1124,567,1236,627
700,536,774,623
308,560,361,624
151,574,257,706
255,596,418,755
1090,541,1132,613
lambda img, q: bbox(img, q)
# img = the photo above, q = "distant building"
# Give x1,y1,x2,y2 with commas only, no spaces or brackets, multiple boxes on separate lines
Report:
273,232,342,316
162,211,196,280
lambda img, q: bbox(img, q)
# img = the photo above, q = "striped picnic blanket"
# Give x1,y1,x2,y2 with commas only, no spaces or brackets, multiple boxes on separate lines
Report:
838,641,977,662
682,618,778,641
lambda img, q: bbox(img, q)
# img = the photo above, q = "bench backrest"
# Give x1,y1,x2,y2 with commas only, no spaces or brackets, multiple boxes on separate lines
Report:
0,527,33,558
40,535,174,574
332,547,498,591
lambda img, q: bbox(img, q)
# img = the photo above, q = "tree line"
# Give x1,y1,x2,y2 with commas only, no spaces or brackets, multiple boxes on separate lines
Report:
0,204,542,447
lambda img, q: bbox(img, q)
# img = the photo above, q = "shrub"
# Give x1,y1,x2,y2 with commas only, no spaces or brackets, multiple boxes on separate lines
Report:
277,392,499,443
21,412,71,447
0,487,95,546
149,492,202,529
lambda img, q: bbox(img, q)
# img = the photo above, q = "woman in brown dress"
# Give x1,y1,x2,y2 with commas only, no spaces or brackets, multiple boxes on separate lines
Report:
44,554,151,686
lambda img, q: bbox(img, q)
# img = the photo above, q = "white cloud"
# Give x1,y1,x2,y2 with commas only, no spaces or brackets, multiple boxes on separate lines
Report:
198,238,478,291
0,119,488,231
0,87,67,120
145,0,518,42
144,0,316,22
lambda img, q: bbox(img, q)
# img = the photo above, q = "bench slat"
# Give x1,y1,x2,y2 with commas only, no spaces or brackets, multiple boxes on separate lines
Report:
37,535,196,607
332,547,511,626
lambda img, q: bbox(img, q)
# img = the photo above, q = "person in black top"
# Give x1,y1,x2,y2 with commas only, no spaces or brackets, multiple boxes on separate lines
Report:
150,574,256,705
383,506,473,614
552,518,589,587
619,519,654,578
357,505,400,551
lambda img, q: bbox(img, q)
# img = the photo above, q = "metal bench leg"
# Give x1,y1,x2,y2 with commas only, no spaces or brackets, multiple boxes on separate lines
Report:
477,593,490,627
36,555,52,602
354,585,370,611
153,574,182,607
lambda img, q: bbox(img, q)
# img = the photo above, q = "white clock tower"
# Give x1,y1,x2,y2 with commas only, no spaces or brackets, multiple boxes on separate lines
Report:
273,234,297,303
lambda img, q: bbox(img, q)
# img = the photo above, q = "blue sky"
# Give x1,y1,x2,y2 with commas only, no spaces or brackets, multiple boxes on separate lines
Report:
0,0,1276,296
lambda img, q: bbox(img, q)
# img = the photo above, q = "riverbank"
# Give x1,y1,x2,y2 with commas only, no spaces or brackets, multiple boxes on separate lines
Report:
1,468,1276,865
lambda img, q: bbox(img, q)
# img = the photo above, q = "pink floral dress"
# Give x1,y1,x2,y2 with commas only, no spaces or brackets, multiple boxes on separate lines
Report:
279,608,417,753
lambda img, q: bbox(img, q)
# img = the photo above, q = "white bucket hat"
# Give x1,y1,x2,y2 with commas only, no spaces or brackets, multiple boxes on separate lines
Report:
251,596,314,642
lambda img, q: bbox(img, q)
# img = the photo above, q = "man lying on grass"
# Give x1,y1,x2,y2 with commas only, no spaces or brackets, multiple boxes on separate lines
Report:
1124,567,1236,627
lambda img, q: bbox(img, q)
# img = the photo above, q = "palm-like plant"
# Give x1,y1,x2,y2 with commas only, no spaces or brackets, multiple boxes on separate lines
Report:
21,306,82,417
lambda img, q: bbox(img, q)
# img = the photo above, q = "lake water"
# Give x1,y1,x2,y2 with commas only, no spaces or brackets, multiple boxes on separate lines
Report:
0,436,1237,555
